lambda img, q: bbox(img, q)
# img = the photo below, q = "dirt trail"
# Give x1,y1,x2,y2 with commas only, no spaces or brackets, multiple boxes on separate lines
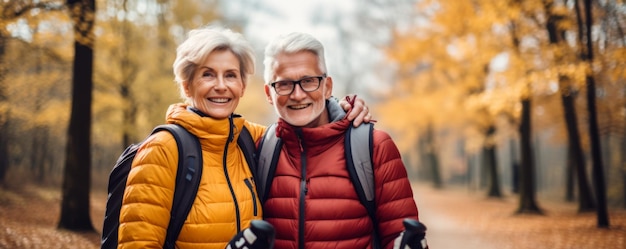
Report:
411,182,625,249
414,185,498,248
0,183,624,248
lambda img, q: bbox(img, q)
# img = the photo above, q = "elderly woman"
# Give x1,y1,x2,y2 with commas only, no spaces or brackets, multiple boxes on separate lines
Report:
116,26,370,249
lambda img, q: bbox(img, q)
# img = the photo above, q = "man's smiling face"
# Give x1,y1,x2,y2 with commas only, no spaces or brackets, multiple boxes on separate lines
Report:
264,50,332,128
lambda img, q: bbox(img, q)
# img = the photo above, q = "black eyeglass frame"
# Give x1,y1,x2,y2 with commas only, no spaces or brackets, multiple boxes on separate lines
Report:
270,74,327,96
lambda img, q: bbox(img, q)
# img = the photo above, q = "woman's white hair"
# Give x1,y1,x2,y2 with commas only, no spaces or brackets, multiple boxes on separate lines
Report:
173,26,255,103
263,32,327,84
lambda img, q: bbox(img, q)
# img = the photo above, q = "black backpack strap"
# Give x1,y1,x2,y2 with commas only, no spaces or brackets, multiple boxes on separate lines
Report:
255,123,282,204
238,126,257,178
153,124,203,249
345,123,380,249
101,144,141,249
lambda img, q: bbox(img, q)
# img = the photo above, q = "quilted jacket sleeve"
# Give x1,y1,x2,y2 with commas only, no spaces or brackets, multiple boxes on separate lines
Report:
372,129,420,249
118,131,179,249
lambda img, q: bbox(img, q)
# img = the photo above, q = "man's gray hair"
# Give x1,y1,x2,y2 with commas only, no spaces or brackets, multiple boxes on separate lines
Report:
263,32,327,84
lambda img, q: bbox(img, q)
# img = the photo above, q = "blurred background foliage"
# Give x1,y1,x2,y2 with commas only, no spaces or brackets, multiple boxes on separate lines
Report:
0,0,624,212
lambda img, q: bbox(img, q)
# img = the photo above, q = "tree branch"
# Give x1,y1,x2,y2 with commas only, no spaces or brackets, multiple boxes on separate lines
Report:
2,1,65,20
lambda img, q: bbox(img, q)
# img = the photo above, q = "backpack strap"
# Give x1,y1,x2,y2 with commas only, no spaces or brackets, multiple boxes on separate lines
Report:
346,123,375,202
255,123,281,204
154,124,203,249
238,126,257,178
344,123,380,249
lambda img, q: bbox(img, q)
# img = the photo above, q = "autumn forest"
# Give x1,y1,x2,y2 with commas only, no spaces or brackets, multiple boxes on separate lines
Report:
0,0,625,243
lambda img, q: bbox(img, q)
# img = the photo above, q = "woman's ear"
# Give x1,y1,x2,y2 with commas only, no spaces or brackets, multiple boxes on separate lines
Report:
240,81,246,97
182,80,191,97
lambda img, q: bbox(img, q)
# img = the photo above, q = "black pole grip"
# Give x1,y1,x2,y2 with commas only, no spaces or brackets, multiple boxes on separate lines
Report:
249,220,275,248
398,218,427,249
225,220,275,249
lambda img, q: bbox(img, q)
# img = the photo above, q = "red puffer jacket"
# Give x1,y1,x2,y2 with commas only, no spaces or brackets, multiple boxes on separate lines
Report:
262,118,419,249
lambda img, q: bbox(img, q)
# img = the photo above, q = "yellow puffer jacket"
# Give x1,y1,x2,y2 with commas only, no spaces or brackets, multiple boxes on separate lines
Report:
118,103,266,249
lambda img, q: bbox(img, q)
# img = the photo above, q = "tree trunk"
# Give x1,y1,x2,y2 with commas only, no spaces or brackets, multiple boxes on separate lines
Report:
484,125,501,197
121,83,136,147
31,127,45,182
425,123,443,188
506,2,541,214
565,144,575,202
622,120,626,209
0,33,9,184
31,52,48,183
544,0,596,213
467,153,475,190
417,135,430,181
585,75,609,227
58,0,95,231
507,0,541,214
581,0,610,228
509,139,519,194
118,16,140,147
559,76,595,211
517,98,542,214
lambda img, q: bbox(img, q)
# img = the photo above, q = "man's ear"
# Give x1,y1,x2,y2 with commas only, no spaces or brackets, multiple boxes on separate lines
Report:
264,84,274,105
324,76,333,99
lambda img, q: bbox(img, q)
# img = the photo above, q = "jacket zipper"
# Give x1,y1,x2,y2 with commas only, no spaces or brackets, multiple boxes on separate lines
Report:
296,129,306,249
244,178,258,216
224,115,242,232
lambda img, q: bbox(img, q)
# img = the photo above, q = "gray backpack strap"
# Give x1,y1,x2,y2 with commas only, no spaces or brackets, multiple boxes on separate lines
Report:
345,123,379,249
256,123,281,203
348,123,375,202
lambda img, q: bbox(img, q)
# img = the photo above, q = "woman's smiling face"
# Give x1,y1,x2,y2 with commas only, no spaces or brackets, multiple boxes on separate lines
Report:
183,49,245,119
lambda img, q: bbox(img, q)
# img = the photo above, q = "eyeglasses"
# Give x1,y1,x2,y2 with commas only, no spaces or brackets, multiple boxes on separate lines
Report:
270,74,326,96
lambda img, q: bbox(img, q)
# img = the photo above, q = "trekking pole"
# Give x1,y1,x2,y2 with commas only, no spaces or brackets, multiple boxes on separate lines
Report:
398,218,428,249
226,220,275,249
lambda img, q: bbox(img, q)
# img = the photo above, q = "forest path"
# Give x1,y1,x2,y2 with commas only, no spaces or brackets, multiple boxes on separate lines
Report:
0,183,624,248
411,182,625,249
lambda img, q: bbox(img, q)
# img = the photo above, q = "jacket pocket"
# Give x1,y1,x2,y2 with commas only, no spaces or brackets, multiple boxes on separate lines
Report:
244,178,258,216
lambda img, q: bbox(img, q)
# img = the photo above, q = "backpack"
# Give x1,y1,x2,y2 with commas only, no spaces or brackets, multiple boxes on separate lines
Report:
254,122,381,249
101,124,256,249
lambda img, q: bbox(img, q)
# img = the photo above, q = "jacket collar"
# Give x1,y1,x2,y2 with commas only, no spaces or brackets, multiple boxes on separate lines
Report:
165,103,245,151
276,99,351,154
